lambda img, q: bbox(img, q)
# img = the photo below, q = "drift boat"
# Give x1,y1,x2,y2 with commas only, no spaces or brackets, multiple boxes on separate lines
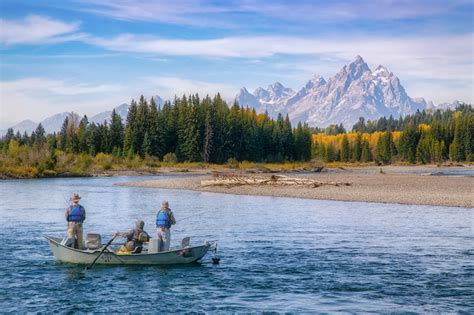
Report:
45,236,214,265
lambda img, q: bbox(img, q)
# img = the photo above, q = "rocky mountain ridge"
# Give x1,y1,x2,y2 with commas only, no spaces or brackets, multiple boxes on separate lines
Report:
236,56,457,127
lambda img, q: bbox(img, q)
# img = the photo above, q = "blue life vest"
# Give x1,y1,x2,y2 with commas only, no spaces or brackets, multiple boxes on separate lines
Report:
156,210,171,228
68,205,85,223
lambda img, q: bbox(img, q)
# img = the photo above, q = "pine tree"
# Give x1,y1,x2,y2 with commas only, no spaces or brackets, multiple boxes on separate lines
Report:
203,108,214,163
376,132,394,165
398,124,419,163
135,95,150,156
282,114,294,160
416,132,432,164
148,97,164,158
109,109,124,152
352,133,362,161
293,122,304,161
59,116,69,151
360,140,372,162
98,122,110,153
340,134,350,162
226,102,243,160
325,142,336,162
142,131,152,156
124,99,138,154
34,123,46,145
181,103,201,161
87,123,98,155
301,123,312,161
352,117,366,132
77,116,89,153
449,115,465,161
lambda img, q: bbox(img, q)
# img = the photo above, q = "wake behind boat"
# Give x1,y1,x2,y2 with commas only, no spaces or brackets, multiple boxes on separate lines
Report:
45,235,214,265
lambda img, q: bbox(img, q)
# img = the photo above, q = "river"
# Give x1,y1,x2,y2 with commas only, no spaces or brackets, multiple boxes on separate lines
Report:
0,176,472,312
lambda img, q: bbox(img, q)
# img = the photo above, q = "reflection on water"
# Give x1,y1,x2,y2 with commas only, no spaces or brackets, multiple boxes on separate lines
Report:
0,175,473,312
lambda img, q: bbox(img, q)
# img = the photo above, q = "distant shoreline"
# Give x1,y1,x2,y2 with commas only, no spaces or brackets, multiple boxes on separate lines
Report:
117,165,474,208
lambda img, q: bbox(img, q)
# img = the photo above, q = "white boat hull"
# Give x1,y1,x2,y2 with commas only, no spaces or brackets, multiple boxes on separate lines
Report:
45,236,212,265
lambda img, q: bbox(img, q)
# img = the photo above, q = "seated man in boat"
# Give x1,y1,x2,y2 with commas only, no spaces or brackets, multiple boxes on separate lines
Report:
114,220,150,254
156,201,176,252
65,193,86,249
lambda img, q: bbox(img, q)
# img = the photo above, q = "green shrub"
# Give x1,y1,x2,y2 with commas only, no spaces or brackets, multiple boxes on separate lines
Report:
227,157,239,169
163,152,177,164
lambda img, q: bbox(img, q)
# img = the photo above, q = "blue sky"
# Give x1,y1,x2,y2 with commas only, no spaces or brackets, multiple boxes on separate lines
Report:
0,0,473,126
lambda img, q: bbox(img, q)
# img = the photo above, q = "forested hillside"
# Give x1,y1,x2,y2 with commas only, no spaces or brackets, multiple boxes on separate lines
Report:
0,94,472,178
313,104,473,164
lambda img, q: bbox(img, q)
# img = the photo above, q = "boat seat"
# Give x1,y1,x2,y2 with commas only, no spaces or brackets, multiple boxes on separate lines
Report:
132,246,143,254
181,237,190,248
61,237,75,248
86,233,102,250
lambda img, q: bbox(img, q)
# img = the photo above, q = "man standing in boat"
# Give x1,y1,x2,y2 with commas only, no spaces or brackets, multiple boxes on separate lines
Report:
156,201,176,252
65,193,86,249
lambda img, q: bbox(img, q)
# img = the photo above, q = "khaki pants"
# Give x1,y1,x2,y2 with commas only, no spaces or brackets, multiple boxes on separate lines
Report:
67,222,84,249
156,227,171,252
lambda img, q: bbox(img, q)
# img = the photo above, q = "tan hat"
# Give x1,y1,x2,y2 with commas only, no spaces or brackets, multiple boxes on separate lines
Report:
162,200,169,207
70,193,81,202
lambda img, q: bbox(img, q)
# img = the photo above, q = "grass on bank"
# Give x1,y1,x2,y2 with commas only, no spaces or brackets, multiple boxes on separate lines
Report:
1,145,471,179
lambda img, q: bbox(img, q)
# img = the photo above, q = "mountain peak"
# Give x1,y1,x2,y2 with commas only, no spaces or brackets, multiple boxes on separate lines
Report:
268,82,285,93
304,75,326,91
349,55,369,69
310,74,326,84
271,82,284,89
235,56,431,128
354,55,365,64
239,87,250,94
335,55,370,81
373,65,390,76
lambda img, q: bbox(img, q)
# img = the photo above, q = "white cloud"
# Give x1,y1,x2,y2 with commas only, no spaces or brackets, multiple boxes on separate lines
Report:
144,76,238,100
87,33,474,82
78,0,237,26
77,0,470,26
0,78,124,124
0,15,82,45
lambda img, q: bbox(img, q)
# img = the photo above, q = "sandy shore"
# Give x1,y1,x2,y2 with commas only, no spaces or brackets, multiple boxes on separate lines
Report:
117,166,474,208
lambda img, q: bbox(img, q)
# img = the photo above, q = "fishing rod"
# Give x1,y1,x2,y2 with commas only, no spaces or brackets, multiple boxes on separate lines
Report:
176,211,207,223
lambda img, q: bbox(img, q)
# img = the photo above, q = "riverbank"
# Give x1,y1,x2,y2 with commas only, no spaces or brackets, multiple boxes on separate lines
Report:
118,165,474,208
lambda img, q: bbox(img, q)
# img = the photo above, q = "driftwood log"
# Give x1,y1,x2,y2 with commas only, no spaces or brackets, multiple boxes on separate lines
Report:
201,174,351,188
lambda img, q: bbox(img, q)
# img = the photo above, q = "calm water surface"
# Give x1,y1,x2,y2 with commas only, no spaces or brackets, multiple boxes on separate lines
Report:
0,176,473,312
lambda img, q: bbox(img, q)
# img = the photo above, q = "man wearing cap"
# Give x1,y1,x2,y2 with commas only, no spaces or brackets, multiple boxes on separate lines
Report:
156,201,176,252
65,193,86,249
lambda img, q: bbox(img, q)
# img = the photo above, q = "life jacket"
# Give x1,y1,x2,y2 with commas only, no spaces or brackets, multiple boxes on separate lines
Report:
156,210,171,228
131,229,149,243
68,205,85,223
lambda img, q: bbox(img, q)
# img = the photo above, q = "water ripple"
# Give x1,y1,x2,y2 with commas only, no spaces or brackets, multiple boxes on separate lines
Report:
0,176,473,312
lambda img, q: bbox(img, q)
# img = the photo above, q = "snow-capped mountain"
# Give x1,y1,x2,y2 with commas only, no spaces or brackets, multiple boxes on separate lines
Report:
236,56,457,128
236,83,295,117
428,100,461,111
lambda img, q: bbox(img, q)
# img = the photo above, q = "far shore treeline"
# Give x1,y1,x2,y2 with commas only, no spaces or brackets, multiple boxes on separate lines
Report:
0,93,472,179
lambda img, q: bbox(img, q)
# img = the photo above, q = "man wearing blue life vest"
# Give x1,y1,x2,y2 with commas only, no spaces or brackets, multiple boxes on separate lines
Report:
156,200,176,252
65,193,86,249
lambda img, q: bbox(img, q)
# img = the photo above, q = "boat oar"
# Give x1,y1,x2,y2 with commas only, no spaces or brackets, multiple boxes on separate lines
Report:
85,235,117,270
